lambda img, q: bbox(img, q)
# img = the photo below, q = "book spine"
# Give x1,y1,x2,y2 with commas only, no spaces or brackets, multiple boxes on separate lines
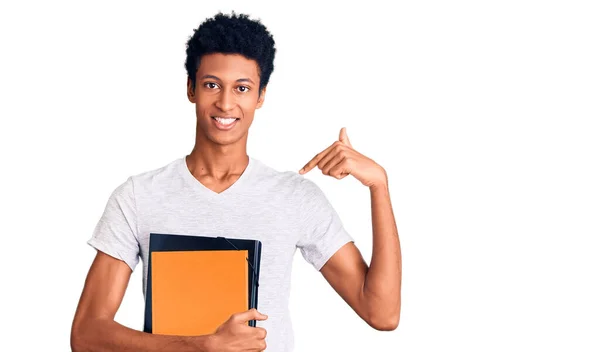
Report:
249,240,260,327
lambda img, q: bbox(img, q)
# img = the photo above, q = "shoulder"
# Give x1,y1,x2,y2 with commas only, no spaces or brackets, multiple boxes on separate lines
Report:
131,157,181,184
111,157,183,198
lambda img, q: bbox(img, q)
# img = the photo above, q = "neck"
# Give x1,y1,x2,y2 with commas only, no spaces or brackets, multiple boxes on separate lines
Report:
186,139,249,180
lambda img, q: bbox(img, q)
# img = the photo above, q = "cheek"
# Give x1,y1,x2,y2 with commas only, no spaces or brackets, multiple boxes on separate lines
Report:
240,98,260,114
195,96,212,114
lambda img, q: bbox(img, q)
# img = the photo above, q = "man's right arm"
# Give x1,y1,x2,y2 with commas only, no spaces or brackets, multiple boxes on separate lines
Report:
70,251,215,352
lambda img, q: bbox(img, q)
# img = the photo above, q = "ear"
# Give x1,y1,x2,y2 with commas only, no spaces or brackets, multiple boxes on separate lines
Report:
187,77,195,103
256,86,267,109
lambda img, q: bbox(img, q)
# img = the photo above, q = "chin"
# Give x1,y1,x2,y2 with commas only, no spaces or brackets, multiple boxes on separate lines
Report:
206,131,244,146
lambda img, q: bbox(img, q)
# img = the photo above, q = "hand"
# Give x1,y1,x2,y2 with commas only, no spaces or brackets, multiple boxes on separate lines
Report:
299,127,387,189
207,308,268,352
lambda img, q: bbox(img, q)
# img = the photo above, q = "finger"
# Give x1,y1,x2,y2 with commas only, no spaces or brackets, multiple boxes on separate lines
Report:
321,152,345,176
339,127,353,148
254,326,267,339
329,159,351,180
317,142,345,171
233,308,268,323
299,142,337,174
256,339,267,352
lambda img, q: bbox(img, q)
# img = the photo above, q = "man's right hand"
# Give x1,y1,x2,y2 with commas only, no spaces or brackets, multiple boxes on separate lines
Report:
207,308,268,351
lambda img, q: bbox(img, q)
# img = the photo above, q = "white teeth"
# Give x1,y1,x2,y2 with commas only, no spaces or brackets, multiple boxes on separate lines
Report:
214,117,237,125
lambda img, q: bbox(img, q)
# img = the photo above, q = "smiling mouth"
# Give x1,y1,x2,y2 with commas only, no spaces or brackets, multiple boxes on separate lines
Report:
211,116,240,125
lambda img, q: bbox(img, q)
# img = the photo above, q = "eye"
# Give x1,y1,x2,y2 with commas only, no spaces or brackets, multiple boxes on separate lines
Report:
204,82,219,89
237,86,250,93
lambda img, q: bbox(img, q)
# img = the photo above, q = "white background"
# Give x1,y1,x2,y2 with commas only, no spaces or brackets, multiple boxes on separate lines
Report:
1,0,599,351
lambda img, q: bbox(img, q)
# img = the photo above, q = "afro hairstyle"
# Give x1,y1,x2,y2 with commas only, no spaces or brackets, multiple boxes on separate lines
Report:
184,12,276,95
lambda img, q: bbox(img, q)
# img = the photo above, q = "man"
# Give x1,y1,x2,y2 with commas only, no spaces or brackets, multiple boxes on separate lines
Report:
71,12,401,352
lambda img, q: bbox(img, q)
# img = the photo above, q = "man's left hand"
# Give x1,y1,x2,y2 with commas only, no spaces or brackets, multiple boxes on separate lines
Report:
299,127,387,189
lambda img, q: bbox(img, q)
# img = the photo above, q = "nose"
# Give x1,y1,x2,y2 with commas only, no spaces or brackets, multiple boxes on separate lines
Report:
215,89,235,112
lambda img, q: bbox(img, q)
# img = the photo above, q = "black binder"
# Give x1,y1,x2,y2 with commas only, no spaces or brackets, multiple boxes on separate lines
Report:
143,233,262,334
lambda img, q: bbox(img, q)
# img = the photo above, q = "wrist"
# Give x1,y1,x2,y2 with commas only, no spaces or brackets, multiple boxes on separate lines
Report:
196,333,217,352
369,169,388,191
369,182,388,194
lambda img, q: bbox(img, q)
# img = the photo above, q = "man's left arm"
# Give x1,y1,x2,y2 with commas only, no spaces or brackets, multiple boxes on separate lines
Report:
299,128,401,331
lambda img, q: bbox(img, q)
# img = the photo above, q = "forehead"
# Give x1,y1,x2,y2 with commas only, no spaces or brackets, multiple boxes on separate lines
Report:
196,53,260,82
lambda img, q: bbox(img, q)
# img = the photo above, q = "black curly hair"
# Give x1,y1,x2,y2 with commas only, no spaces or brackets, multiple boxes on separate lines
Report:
185,12,276,95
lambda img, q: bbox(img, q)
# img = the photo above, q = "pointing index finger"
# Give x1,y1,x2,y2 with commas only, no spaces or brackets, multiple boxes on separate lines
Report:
299,155,321,175
299,143,336,174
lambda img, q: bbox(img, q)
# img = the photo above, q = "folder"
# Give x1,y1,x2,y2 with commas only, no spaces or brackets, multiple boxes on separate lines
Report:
143,233,262,335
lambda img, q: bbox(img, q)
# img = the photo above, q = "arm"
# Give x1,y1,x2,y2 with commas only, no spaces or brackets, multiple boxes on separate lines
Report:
299,128,401,331
320,178,401,331
70,251,215,352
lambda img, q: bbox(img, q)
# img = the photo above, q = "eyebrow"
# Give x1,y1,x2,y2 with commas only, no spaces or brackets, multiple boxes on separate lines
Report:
200,75,255,85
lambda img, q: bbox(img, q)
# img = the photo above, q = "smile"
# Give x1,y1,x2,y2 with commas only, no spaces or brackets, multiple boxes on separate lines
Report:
212,116,240,130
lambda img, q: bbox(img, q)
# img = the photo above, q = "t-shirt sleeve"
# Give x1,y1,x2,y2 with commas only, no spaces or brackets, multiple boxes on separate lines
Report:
87,176,140,272
296,178,354,271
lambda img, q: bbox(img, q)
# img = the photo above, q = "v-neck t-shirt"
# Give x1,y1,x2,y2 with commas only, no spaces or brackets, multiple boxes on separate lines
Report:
87,155,354,352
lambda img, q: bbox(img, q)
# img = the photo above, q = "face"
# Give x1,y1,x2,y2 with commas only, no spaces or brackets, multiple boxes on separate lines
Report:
187,53,266,146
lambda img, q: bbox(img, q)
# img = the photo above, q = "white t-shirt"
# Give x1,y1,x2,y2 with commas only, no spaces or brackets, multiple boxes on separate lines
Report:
87,155,354,352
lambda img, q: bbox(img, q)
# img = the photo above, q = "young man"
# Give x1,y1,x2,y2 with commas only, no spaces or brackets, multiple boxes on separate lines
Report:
71,12,401,352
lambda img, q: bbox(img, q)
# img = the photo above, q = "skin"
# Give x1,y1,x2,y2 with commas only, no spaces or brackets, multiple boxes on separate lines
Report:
300,128,402,331
184,53,266,190
70,52,401,352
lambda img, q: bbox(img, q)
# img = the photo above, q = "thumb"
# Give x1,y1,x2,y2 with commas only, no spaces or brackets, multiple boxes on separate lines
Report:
235,308,268,323
339,127,353,148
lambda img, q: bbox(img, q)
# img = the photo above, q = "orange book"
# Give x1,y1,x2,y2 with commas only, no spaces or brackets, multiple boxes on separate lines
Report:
151,250,249,336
